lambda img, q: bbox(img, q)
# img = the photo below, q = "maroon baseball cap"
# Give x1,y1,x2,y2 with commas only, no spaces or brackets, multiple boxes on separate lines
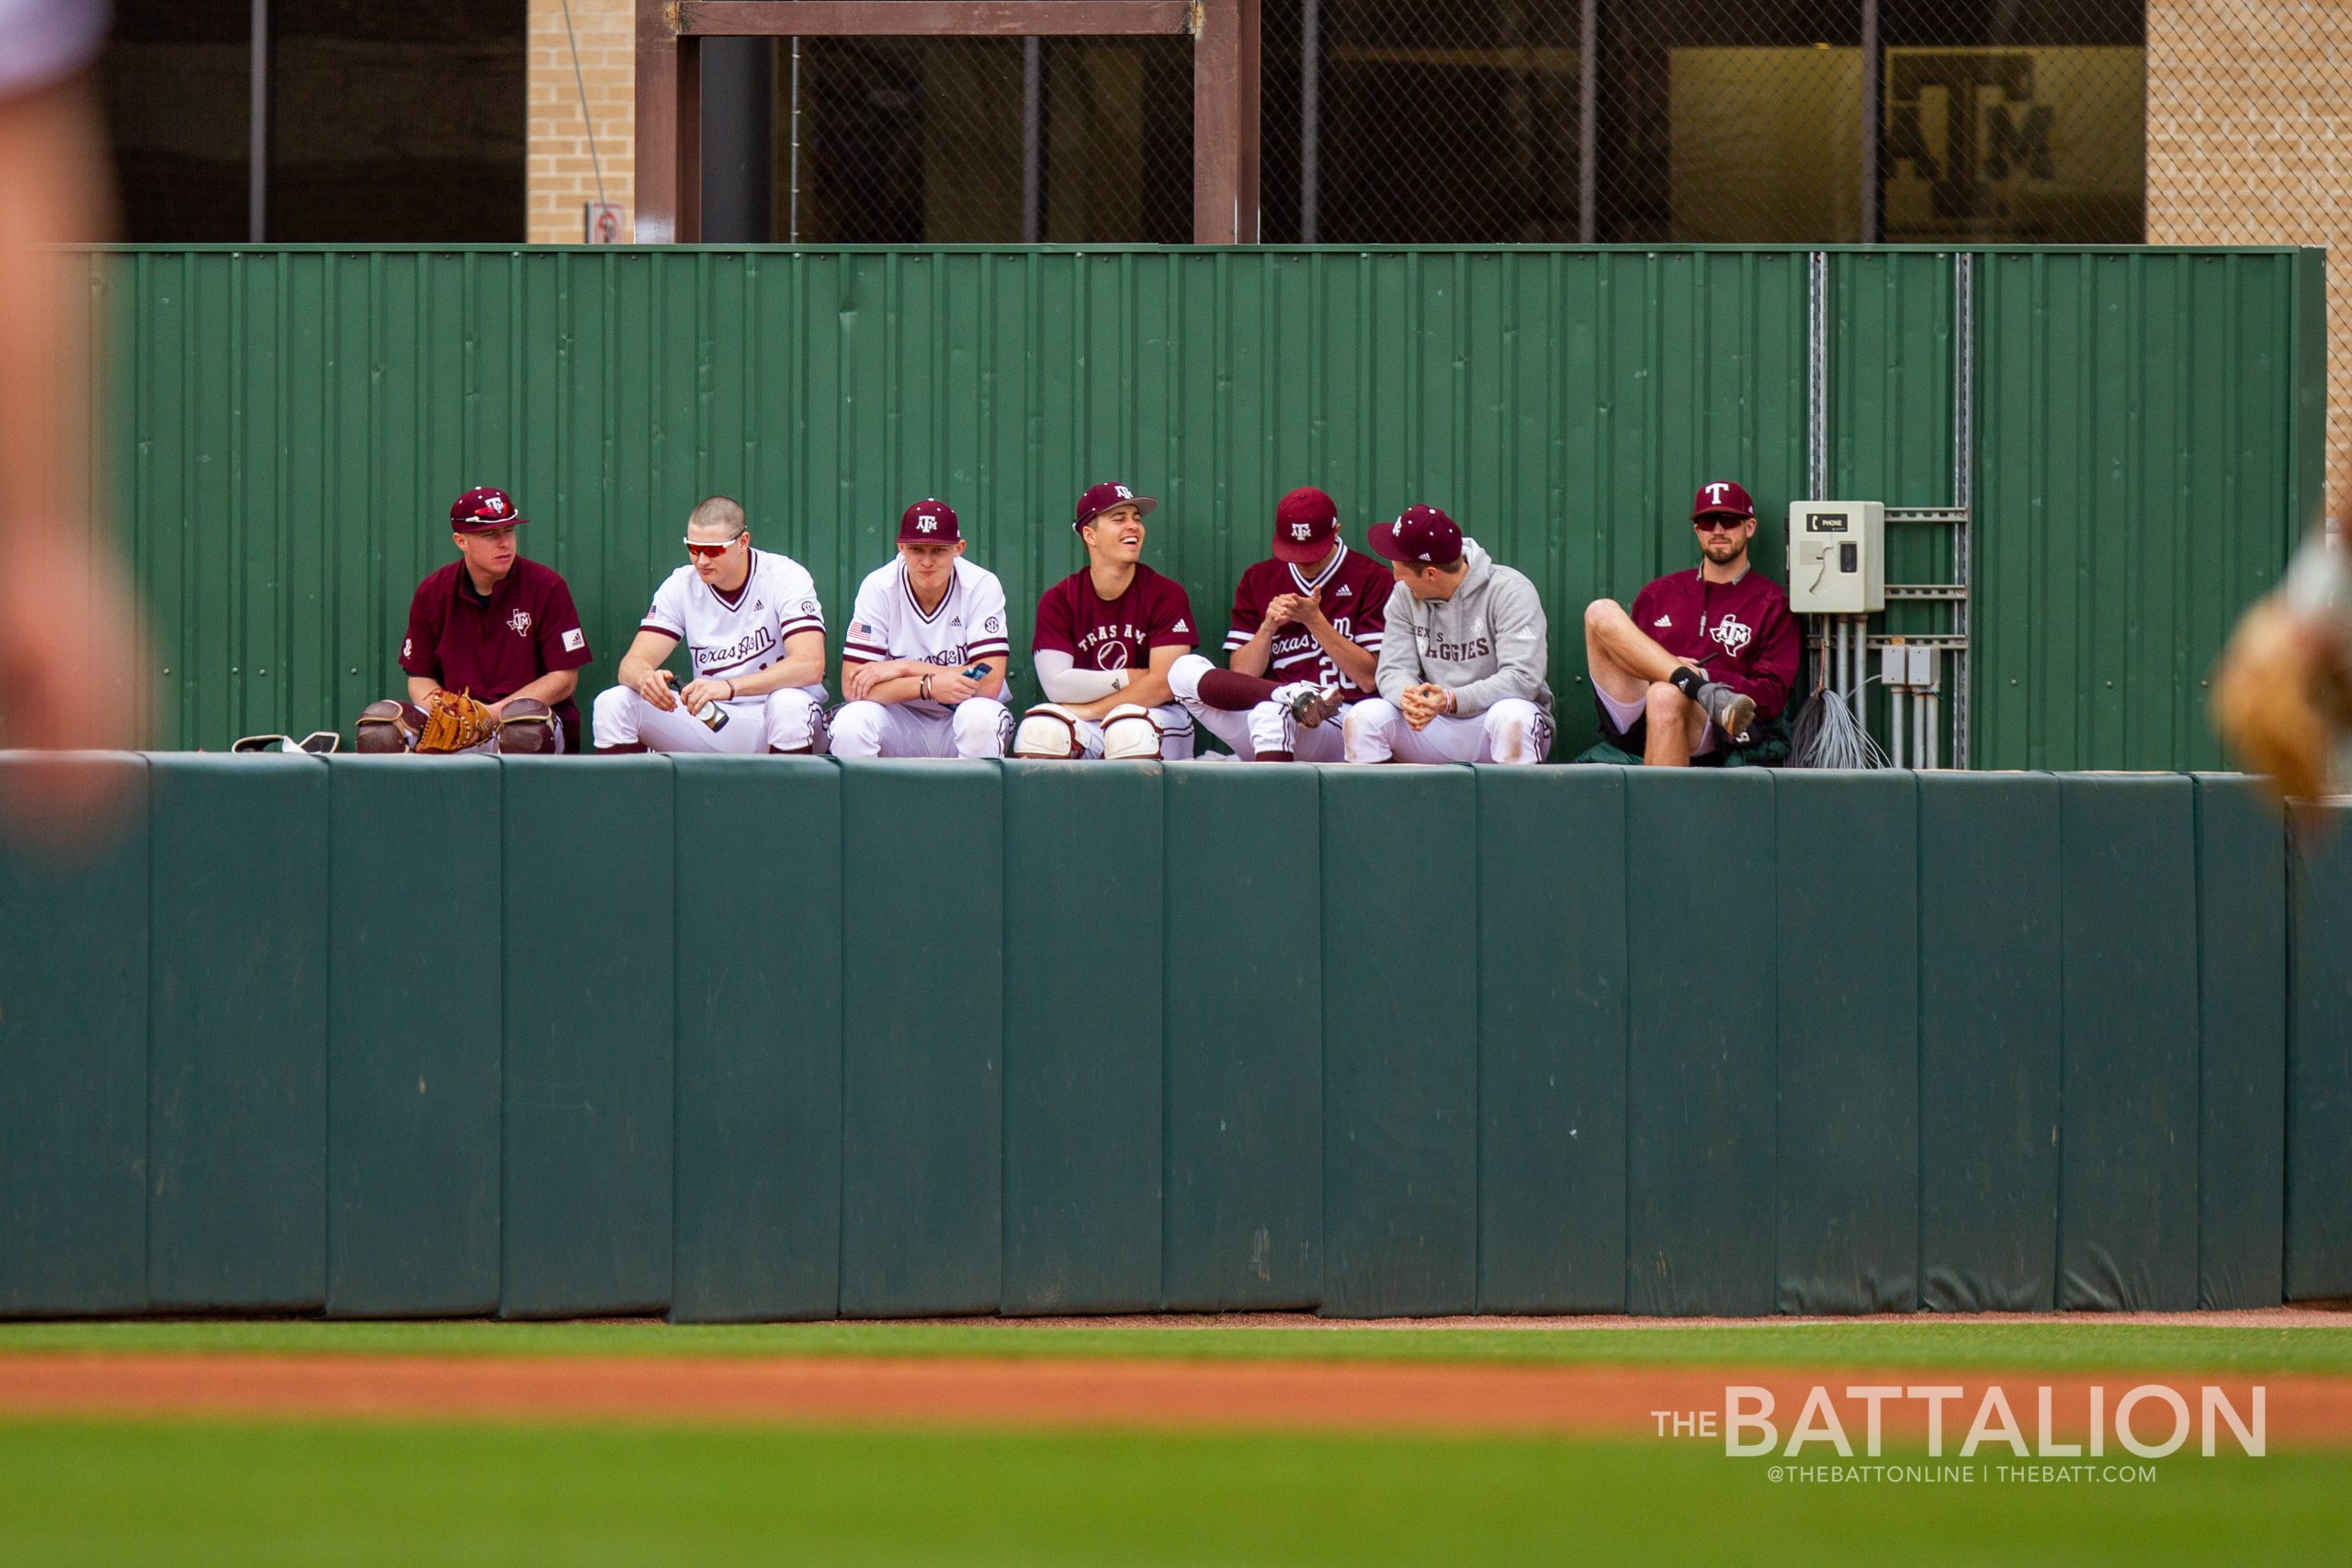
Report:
450,486,526,532
1073,480,1158,534
1272,487,1340,565
899,498,961,544
1369,504,1463,566
1691,479,1757,521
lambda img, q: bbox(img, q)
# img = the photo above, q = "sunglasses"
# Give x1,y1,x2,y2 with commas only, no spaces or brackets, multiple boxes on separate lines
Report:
1693,516,1748,534
684,535,744,560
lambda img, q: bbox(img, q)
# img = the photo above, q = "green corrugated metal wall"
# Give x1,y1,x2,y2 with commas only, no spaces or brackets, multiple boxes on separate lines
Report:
1973,250,2325,770
76,245,2319,765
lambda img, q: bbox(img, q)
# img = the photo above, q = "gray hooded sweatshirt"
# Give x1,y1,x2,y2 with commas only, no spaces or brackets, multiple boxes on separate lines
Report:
1374,538,1553,716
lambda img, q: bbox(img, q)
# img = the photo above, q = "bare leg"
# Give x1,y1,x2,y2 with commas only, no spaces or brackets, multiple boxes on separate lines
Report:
1641,681,1709,768
1585,599,1689,705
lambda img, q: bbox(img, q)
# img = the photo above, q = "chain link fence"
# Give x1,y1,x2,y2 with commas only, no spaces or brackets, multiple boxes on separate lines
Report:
774,1,2161,247
770,2,2345,500
775,34,1195,244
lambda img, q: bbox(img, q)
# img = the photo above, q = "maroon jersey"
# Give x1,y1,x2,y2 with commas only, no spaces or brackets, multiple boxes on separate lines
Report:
1224,546,1390,698
399,557,594,750
1033,561,1196,671
1628,565,1800,721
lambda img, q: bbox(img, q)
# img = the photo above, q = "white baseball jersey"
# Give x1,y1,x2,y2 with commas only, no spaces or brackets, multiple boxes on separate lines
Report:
841,557,1013,717
640,548,826,689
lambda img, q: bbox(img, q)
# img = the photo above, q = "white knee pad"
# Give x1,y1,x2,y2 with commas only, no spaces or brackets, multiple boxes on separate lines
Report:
1012,703,1086,759
1102,703,1161,761
829,699,887,759
953,697,1012,758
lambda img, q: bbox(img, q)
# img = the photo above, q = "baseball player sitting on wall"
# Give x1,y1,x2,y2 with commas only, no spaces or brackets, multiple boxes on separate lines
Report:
1167,486,1385,761
591,495,831,754
1581,479,1798,766
1012,480,1199,760
1342,505,1554,765
831,499,1014,758
357,486,593,754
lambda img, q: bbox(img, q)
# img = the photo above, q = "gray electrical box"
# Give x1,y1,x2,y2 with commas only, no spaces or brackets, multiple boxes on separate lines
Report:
1786,501,1886,614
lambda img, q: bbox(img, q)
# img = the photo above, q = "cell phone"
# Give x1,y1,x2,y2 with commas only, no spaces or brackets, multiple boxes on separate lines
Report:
962,661,993,681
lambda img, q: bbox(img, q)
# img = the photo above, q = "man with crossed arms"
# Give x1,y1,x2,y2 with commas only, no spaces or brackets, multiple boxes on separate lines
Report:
831,499,1013,758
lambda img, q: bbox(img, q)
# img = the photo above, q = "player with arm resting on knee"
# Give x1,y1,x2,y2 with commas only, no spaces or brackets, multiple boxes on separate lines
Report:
1580,479,1798,767
1012,481,1198,760
590,494,830,755
829,499,1013,759
356,487,591,754
1341,505,1555,765
1167,486,1386,761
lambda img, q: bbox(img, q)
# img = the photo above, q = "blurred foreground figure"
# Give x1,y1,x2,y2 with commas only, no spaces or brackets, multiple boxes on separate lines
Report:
2213,526,2352,807
0,1,148,827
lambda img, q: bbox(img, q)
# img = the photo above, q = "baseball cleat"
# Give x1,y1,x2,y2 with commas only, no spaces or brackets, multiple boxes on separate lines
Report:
1697,682,1757,743
1283,683,1346,729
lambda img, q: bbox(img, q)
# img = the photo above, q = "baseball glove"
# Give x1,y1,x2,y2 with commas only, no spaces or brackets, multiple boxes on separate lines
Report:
416,688,497,754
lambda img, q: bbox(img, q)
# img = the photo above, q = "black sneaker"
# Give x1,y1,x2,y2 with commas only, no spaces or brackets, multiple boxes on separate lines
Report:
1284,683,1347,729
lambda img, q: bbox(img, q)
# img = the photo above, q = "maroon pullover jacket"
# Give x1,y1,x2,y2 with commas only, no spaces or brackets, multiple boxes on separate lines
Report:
1627,564,1800,721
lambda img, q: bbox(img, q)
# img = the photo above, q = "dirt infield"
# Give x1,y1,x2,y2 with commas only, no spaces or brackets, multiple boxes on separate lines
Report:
3,1351,2347,1446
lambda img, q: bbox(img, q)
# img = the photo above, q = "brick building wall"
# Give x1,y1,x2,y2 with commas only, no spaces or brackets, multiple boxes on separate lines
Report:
527,0,635,243
2147,0,2350,514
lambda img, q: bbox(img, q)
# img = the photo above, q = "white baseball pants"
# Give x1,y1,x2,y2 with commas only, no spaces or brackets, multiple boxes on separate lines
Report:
829,697,1013,759
592,684,830,753
1340,696,1553,765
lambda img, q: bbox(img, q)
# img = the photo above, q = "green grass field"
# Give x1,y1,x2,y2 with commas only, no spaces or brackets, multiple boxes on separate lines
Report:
4,1320,2347,1564
3,1315,2350,1375
1,1417,2343,1567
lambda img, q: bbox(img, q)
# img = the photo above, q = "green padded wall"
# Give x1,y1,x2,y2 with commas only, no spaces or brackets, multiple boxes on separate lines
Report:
1161,763,1322,1311
2193,774,2287,1308
1476,766,1627,1313
1626,768,1779,1315
2058,773,2200,1310
1320,766,1479,1317
0,758,150,1315
840,761,1003,1315
146,756,330,1312
2288,802,2352,1300
0,758,2328,1321
670,758,844,1322
1917,773,2063,1310
1775,770,1919,1313
326,758,503,1316
499,758,674,1317
1001,762,1164,1313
